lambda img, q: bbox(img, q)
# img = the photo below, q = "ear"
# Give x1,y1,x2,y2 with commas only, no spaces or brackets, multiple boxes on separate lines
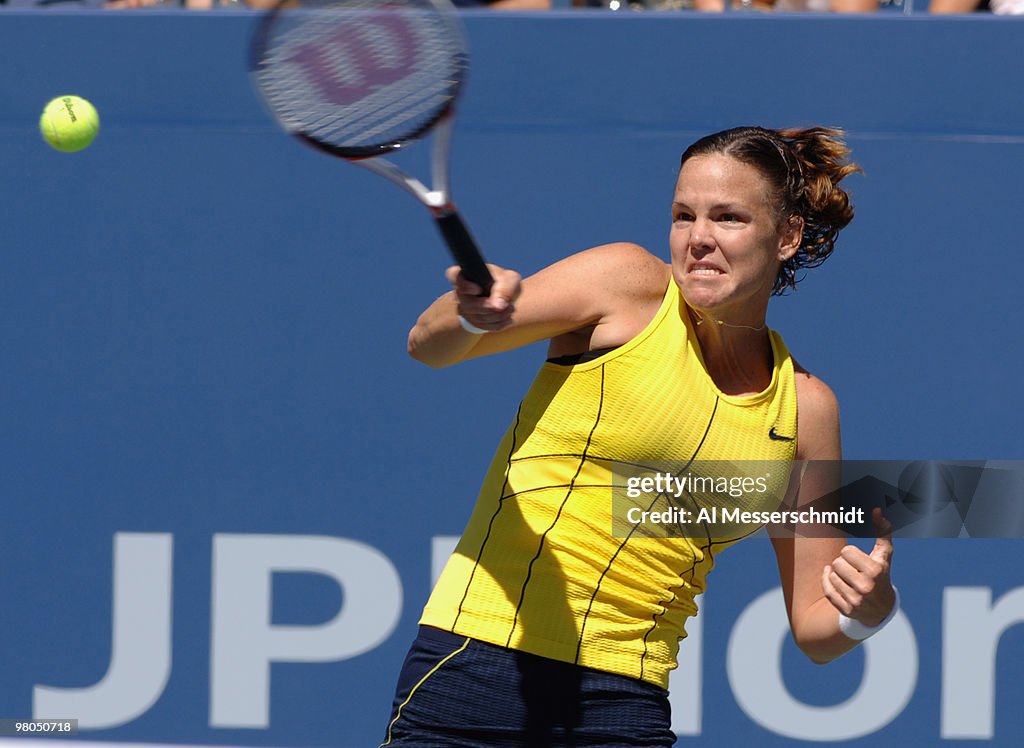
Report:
777,215,804,262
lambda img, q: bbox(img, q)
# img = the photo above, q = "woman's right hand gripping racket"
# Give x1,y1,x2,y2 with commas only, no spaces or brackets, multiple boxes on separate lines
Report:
250,0,493,295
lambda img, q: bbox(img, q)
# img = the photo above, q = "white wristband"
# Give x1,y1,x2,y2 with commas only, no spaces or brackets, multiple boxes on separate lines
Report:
838,585,900,641
458,315,488,335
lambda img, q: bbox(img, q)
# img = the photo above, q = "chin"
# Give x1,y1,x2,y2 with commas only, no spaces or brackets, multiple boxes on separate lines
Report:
676,279,725,311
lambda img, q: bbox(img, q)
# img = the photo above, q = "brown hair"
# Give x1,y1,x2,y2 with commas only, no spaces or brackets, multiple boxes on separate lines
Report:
679,126,862,294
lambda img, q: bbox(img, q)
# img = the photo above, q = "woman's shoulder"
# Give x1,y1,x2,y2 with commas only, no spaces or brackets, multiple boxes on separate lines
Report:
567,242,671,299
792,359,841,461
576,241,667,268
529,243,671,357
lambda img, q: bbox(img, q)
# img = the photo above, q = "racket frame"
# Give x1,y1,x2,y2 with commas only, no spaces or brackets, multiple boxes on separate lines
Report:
250,0,494,294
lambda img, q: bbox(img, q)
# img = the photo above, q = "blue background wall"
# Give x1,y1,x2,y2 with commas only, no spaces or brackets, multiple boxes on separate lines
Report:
1,10,1023,747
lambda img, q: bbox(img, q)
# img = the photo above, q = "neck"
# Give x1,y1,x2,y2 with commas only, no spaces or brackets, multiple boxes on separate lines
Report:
693,313,767,333
687,307,774,396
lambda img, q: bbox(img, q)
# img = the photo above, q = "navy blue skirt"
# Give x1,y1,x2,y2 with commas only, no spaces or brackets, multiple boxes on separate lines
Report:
381,626,676,747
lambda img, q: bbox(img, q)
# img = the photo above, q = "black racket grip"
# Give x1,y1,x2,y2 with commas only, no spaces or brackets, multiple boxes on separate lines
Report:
435,210,494,297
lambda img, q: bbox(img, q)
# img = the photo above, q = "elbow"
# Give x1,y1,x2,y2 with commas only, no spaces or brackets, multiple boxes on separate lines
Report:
795,639,837,665
407,326,454,369
407,329,436,367
792,632,852,666
406,328,424,363
804,650,837,666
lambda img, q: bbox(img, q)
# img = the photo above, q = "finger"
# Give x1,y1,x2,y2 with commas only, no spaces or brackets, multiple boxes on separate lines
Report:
837,544,882,577
831,556,877,597
446,265,487,296
828,566,863,612
870,507,894,564
831,550,865,577
450,266,519,310
821,564,854,616
458,290,514,317
483,294,510,313
483,268,521,312
462,309,516,328
454,277,485,298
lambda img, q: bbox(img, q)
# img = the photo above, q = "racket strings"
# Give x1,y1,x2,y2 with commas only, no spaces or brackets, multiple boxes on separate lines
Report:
309,75,454,146
254,0,463,152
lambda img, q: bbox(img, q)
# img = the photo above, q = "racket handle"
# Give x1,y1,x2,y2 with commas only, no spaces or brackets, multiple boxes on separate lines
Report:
435,210,494,297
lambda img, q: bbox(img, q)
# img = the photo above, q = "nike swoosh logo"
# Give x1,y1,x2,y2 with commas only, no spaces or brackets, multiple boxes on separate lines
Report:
769,427,795,442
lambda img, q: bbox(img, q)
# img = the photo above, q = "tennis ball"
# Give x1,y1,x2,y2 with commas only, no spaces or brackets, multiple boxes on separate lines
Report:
39,95,100,153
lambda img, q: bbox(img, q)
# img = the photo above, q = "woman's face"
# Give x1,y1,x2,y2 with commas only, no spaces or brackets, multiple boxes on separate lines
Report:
670,153,800,318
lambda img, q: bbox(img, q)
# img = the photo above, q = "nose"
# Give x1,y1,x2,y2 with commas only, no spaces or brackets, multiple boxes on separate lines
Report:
689,216,715,254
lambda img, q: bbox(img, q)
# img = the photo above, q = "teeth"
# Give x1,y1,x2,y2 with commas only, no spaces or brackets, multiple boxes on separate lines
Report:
692,267,722,275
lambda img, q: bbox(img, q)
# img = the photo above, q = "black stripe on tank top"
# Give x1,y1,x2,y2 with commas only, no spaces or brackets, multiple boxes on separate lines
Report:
636,397,720,680
546,347,619,366
634,395,724,680
569,395,720,676
452,400,525,630
505,365,607,647
572,395,720,672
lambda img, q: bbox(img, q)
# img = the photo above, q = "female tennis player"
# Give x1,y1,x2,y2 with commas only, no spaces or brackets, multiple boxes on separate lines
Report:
382,126,899,747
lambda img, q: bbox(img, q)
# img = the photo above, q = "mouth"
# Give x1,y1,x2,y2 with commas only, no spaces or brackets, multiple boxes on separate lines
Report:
688,263,725,276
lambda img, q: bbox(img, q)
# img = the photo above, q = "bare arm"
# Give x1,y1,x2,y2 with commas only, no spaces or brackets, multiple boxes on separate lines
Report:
829,0,881,11
485,0,551,8
770,369,897,663
407,243,670,368
929,0,980,11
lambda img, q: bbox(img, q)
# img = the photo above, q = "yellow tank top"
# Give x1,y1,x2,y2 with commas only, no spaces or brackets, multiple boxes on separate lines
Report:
421,280,798,689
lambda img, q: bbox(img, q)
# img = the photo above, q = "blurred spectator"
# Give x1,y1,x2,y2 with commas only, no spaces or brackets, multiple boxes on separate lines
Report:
451,0,550,6
237,0,549,6
690,0,779,10
774,0,831,8
930,0,1021,11
244,0,551,6
687,0,1006,11
1,0,549,8
929,0,979,10
827,0,878,9
104,0,245,7
0,0,246,7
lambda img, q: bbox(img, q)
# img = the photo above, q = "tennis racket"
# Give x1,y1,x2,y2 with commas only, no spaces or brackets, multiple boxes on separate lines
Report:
250,0,493,295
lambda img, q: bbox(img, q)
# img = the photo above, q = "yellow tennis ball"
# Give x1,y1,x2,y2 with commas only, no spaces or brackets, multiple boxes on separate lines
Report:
39,95,100,153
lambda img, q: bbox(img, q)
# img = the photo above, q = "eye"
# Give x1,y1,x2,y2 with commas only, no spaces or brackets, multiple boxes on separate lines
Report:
673,211,694,223
719,213,741,223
